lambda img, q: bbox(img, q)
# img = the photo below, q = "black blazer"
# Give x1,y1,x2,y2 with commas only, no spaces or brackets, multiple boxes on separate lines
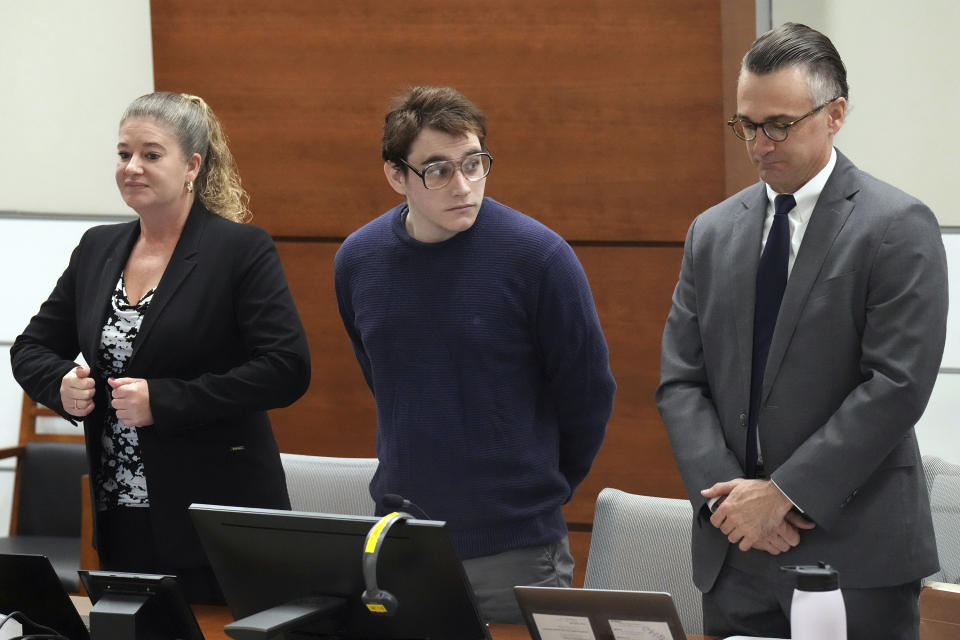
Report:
11,202,311,568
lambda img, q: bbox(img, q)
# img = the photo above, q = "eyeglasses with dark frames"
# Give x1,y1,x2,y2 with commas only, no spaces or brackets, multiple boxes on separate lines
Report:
399,152,493,190
727,98,839,142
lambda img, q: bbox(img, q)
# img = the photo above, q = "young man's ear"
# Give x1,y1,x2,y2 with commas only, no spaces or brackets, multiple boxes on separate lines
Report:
384,161,407,196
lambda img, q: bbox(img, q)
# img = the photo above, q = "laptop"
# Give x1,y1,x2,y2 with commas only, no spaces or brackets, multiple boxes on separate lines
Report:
0,553,90,640
514,586,687,640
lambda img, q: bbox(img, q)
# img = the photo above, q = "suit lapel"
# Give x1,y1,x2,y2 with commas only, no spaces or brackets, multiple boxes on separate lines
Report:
730,184,768,403
762,152,859,401
129,204,206,363
84,222,140,361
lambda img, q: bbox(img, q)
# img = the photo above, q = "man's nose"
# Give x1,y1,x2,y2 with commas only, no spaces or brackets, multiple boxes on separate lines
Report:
449,167,472,193
752,130,777,154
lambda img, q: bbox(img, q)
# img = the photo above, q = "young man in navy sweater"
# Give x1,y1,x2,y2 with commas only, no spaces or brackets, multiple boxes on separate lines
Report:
334,86,616,623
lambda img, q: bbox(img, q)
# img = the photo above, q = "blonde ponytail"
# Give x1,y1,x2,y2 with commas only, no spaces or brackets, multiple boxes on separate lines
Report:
121,92,251,222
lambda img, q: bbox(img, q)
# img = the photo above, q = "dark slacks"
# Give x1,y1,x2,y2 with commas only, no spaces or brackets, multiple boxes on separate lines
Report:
97,507,224,605
703,563,921,640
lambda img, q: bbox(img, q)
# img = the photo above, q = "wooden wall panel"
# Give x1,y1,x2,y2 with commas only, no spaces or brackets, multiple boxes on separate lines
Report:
562,246,687,525
150,1,725,243
568,530,592,588
722,0,761,196
269,241,377,457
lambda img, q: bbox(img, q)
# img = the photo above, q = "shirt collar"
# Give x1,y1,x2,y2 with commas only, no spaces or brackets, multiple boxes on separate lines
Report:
764,147,837,218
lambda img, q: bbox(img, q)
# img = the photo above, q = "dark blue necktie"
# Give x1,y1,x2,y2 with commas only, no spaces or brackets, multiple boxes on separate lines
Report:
747,193,796,479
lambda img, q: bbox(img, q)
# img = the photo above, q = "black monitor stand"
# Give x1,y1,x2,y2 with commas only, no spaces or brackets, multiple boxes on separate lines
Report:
88,592,156,639
79,571,204,640
223,595,348,640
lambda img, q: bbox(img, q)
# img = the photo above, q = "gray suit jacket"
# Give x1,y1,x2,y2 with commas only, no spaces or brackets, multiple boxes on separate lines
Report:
656,150,946,592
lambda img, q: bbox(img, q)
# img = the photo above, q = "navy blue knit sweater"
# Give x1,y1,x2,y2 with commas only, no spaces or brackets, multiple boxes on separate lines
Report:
334,197,616,559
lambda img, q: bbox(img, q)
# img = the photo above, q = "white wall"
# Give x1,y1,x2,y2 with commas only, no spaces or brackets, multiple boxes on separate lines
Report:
0,0,152,533
770,1,960,463
919,232,960,463
771,0,960,226
0,1,153,216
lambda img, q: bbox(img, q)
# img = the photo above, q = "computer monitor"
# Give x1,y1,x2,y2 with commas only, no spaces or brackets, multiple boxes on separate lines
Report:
189,504,491,640
78,571,204,640
0,553,89,640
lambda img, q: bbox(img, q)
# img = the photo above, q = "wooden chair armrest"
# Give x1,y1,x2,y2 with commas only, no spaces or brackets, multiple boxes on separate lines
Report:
3,445,27,535
80,473,99,574
0,445,25,461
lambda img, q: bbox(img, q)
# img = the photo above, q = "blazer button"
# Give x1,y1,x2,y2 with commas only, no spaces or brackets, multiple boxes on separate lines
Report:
739,413,747,428
840,489,858,508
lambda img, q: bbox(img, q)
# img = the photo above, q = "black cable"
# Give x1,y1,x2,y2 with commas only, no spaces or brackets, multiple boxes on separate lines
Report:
381,493,431,519
0,611,22,633
0,610,69,640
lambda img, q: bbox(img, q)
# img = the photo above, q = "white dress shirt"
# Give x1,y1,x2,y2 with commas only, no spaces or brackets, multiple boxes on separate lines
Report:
756,147,838,509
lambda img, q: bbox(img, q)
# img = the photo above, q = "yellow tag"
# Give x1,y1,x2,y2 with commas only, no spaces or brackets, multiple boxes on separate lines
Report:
365,603,388,613
364,512,400,554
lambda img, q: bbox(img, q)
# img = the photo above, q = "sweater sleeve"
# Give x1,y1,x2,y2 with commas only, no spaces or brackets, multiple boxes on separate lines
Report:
535,241,616,494
333,245,374,392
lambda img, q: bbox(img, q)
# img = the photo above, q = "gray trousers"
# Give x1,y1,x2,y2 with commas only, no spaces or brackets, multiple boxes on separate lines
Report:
703,562,922,640
462,536,574,624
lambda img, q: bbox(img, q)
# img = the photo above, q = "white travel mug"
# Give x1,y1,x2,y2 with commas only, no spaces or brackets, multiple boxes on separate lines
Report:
781,562,847,640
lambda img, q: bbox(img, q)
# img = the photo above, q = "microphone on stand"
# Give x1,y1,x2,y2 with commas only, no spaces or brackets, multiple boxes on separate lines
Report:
381,493,431,519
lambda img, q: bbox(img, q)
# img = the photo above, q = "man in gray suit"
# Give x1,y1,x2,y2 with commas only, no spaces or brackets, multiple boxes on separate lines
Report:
656,23,946,640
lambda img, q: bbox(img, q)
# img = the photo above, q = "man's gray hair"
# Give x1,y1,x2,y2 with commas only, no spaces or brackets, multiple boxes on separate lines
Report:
742,22,848,106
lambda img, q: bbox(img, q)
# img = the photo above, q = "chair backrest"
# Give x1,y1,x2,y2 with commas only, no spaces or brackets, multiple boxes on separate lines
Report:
15,441,88,537
583,488,702,635
280,453,378,516
11,393,87,536
922,455,960,584
0,395,89,593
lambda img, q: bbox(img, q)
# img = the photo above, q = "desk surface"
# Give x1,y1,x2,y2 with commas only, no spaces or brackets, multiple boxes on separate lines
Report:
187,617,714,640
75,582,960,640
72,596,713,640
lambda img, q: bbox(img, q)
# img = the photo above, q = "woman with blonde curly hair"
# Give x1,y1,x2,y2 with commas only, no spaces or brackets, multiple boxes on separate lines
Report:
11,92,311,603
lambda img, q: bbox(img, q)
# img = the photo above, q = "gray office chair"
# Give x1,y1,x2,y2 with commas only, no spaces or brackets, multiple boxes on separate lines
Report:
922,454,960,584
583,488,702,635
280,453,379,516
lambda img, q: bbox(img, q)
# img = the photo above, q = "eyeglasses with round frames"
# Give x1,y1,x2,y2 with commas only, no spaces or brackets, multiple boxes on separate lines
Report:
400,152,493,190
727,98,839,142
